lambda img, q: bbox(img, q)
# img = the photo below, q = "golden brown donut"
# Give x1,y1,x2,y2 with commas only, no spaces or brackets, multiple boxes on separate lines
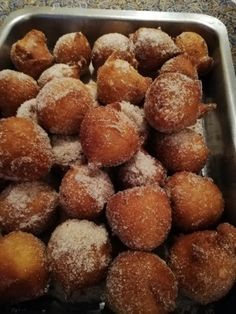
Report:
97,58,152,105
144,72,214,133
0,69,39,117
0,117,53,181
53,32,91,73
118,149,166,189
0,181,58,235
165,171,224,231
175,32,214,75
91,33,130,70
47,219,111,297
106,185,172,251
0,231,49,303
80,106,140,167
59,164,114,219
153,128,209,173
169,223,236,304
159,53,198,79
38,63,80,88
10,29,54,79
129,27,180,72
106,251,178,314
36,77,95,135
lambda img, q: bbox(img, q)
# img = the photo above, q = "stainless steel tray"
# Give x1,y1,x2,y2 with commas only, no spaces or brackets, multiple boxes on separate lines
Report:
0,7,235,314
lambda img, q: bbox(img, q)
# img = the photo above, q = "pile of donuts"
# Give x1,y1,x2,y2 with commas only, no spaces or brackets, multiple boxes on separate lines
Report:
0,26,235,313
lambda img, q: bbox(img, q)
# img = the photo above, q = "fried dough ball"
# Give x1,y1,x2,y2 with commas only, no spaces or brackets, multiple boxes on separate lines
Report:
165,172,224,231
16,98,38,122
118,150,166,189
51,135,86,171
0,69,39,117
0,231,48,303
106,251,178,314
97,58,152,105
38,63,80,88
91,33,130,70
36,77,95,135
169,223,236,304
105,50,138,69
0,117,53,181
153,128,209,173
106,185,172,250
107,101,149,145
129,27,180,72
144,72,213,133
47,219,111,297
10,29,54,79
175,32,214,75
53,32,91,73
159,53,198,79
59,164,114,219
80,106,140,167
0,181,58,235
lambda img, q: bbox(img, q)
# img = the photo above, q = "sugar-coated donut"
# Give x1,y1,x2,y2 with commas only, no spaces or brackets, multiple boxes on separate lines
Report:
97,58,152,105
129,27,180,72
10,29,54,79
169,223,236,304
80,106,140,167
118,149,166,189
47,219,111,297
0,69,39,117
175,32,214,75
16,98,38,122
0,231,49,303
165,171,224,231
0,181,58,235
36,77,95,135
153,128,209,173
53,32,91,73
91,33,130,70
106,185,172,250
0,117,53,181
38,63,80,88
59,164,114,219
106,251,178,314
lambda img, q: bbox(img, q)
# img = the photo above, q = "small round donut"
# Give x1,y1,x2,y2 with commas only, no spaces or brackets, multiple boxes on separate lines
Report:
80,106,140,167
153,128,209,173
38,63,80,88
36,77,95,135
106,251,178,314
91,33,130,70
47,219,111,297
129,27,180,72
59,164,114,219
0,231,49,303
144,72,202,133
0,69,39,117
97,58,152,105
53,32,91,73
165,171,224,231
51,135,86,171
118,150,166,189
10,29,54,79
175,32,214,75
169,224,236,304
16,98,38,122
0,181,58,235
159,53,198,79
0,117,53,181
107,101,149,145
106,185,172,251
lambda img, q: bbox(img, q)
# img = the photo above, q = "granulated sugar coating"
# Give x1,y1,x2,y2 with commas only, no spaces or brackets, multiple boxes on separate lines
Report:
106,251,178,314
47,219,111,297
169,224,236,304
16,98,38,122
